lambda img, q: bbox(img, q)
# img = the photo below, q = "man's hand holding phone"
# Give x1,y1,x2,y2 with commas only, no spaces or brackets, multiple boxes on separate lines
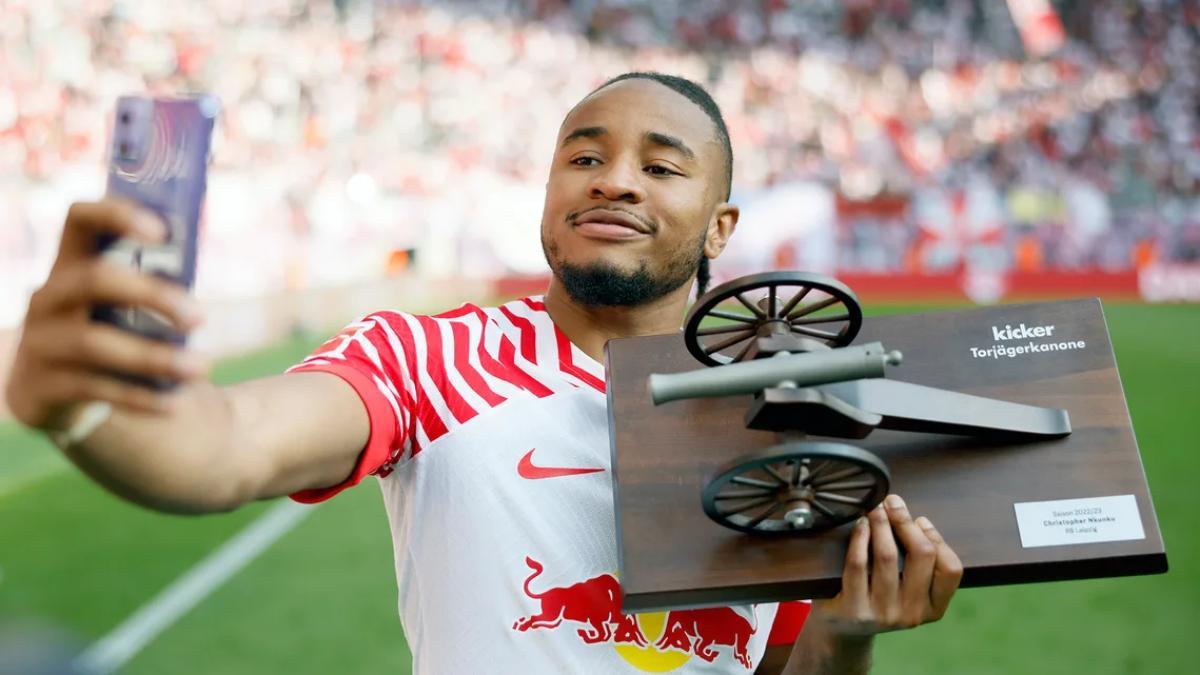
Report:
4,94,369,513
4,198,208,434
3,194,366,513
6,94,216,441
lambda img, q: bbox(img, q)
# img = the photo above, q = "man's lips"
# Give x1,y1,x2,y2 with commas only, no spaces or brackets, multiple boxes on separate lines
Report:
570,208,654,240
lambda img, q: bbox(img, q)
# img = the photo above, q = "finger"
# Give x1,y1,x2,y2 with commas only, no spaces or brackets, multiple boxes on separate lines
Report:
887,497,938,627
915,515,944,545
56,199,166,267
869,500,900,612
35,260,202,330
839,516,871,608
41,367,179,416
917,516,964,620
31,319,208,382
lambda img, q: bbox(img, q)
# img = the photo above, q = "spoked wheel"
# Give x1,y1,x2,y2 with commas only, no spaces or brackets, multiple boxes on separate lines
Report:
701,441,890,535
684,272,863,366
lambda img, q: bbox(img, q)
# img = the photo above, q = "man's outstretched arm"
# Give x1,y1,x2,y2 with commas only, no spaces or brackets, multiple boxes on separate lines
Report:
4,199,369,513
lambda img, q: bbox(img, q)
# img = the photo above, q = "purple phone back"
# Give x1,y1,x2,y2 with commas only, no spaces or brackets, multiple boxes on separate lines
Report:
95,95,217,344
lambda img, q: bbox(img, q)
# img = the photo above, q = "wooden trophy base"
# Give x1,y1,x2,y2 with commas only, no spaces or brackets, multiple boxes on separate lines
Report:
605,299,1167,612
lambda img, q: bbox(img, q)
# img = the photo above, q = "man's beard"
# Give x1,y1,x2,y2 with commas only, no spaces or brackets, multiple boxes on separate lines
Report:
544,235,706,308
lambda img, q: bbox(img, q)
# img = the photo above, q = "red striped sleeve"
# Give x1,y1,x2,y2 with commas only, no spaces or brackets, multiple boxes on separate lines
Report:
449,321,506,407
378,314,449,444
361,317,414,405
286,314,412,503
414,315,477,425
288,363,398,503
766,601,812,646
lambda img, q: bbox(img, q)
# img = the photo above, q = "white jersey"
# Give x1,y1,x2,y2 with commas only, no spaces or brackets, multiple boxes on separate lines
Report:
288,296,809,674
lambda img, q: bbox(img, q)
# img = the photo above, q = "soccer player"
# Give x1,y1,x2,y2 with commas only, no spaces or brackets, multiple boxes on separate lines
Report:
6,72,962,673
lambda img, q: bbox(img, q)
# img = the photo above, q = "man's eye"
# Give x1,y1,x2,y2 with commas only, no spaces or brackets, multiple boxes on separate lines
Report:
646,165,678,176
571,157,600,166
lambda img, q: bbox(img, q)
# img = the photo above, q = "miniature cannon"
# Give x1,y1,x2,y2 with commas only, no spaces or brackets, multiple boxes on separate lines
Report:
649,271,1072,536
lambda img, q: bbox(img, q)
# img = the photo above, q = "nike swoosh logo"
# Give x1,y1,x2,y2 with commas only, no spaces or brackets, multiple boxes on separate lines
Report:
517,448,605,480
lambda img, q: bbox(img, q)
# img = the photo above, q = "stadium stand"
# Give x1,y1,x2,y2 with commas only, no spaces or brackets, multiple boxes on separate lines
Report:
1,0,1197,323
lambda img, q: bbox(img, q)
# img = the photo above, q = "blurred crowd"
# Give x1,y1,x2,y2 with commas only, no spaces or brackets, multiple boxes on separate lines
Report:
1,0,1198,324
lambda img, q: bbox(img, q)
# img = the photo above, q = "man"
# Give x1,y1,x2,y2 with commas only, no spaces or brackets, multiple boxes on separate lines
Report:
6,72,962,673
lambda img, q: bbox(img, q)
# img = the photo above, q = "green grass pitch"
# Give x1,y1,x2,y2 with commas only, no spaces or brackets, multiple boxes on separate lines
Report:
1,303,1196,674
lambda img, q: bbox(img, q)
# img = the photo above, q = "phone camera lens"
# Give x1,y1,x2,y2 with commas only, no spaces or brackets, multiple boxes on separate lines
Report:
119,112,131,124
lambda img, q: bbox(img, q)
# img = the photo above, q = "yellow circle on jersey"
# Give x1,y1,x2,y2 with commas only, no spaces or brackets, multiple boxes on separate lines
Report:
613,612,691,672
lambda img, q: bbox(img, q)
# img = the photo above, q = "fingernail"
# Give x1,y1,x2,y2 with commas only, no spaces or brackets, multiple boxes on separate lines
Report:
886,494,905,510
916,516,933,529
856,516,869,528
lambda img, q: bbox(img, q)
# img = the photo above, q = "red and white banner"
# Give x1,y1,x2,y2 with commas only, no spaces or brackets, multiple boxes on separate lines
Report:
496,266,1200,304
1139,264,1200,302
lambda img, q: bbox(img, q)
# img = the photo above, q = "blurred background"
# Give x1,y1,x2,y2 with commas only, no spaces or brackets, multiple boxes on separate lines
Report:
1,0,1197,673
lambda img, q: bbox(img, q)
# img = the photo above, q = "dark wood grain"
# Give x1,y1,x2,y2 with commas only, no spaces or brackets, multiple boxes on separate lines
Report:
606,298,1168,612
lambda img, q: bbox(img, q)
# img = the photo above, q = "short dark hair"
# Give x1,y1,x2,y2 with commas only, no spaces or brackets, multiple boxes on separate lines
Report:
588,72,732,297
589,72,733,202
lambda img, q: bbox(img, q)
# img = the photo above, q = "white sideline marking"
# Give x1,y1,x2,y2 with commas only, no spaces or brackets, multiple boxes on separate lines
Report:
0,461,69,499
75,500,313,675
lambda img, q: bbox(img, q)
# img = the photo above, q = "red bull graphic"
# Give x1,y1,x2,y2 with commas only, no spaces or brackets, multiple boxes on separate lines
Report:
512,557,647,647
513,557,759,671
654,607,757,669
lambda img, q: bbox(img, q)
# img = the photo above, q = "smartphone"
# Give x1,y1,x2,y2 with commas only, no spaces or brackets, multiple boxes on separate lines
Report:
93,95,218,385
94,95,218,340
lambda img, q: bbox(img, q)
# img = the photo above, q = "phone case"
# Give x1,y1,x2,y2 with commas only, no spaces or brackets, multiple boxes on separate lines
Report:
93,94,218,345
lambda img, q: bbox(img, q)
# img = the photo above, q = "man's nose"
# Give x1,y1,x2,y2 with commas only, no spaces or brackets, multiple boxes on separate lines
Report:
588,161,645,203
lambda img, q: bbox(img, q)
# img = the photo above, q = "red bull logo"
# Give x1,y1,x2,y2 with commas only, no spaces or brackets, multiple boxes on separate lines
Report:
653,607,757,669
513,557,758,671
512,557,648,646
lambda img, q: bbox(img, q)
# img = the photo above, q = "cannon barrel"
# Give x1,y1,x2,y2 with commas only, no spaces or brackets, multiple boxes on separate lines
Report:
649,342,902,405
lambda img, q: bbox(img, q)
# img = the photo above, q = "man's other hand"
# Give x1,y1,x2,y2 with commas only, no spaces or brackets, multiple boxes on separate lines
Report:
814,494,963,635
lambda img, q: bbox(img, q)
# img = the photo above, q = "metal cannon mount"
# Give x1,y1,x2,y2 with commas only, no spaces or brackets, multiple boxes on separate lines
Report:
649,272,1071,536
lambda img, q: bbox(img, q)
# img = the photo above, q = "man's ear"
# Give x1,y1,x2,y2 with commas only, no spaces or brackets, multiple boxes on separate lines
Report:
704,202,739,259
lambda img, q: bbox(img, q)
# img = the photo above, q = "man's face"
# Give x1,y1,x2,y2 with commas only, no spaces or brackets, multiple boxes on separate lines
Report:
541,79,730,307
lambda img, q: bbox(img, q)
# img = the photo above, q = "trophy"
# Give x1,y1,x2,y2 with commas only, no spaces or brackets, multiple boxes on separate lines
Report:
606,272,1167,612
650,271,1072,536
